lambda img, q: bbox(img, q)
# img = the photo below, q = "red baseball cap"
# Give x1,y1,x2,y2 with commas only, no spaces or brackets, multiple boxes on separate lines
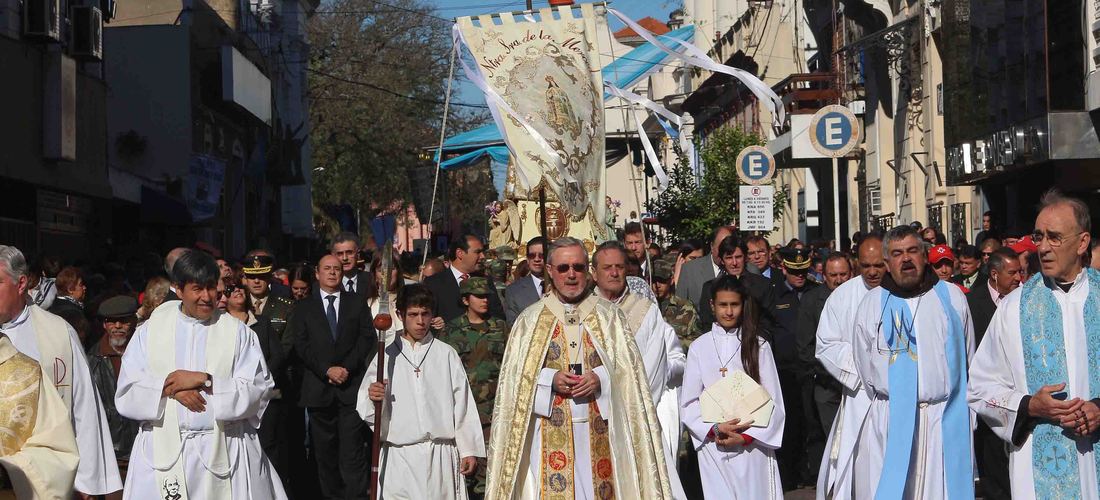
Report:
929,244,955,264
1011,235,1038,254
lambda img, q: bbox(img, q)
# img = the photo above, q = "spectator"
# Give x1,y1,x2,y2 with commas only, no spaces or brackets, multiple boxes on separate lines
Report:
979,238,1002,266
975,210,999,244
136,276,171,324
49,266,88,340
288,265,313,301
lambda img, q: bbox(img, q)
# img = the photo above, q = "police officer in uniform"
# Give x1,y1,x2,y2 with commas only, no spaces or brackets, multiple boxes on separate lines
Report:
439,277,507,500
772,246,819,490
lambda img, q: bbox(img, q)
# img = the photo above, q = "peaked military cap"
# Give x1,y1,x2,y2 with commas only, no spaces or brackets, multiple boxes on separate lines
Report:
241,255,274,275
779,246,812,271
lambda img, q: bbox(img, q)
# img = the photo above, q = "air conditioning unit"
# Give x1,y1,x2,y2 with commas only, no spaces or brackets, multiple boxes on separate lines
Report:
23,0,61,41
70,5,103,61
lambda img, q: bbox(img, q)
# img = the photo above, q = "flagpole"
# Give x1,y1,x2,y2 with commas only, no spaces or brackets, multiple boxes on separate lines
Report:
421,39,458,274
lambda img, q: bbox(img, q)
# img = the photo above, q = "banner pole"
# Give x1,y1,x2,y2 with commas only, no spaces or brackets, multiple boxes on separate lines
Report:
421,40,458,274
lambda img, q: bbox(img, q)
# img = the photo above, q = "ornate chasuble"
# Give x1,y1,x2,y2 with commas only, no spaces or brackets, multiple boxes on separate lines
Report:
0,339,42,457
27,306,73,409
146,302,238,500
1019,269,1100,499
540,318,613,500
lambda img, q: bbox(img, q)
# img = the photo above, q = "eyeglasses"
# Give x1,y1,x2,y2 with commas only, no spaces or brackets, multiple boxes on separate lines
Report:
554,263,587,274
527,252,544,259
1031,230,1085,248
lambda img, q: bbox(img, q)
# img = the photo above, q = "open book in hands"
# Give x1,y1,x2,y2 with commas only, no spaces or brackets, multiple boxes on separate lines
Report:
700,369,774,427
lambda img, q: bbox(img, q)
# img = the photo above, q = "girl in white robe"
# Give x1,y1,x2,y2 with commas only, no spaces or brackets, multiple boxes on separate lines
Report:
681,275,786,499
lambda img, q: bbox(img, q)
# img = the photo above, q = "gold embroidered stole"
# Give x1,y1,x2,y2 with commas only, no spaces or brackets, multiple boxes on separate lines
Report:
0,339,41,457
540,322,614,500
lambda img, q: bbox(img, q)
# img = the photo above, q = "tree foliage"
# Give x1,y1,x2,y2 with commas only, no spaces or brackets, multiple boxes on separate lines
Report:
308,0,485,225
647,127,787,242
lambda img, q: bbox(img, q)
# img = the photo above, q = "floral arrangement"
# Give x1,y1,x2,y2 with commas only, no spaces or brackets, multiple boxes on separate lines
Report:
485,201,502,217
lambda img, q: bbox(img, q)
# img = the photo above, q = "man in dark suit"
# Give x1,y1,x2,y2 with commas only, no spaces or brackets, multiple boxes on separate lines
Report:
951,244,986,290
696,235,778,338
675,225,736,307
746,235,787,287
966,246,1021,500
331,231,374,297
289,254,376,499
424,234,504,322
504,236,546,327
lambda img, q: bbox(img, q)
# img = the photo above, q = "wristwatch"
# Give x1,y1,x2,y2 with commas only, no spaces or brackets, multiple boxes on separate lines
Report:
203,374,212,389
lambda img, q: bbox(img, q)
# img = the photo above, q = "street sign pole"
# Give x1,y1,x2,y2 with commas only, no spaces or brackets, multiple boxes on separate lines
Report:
833,157,840,244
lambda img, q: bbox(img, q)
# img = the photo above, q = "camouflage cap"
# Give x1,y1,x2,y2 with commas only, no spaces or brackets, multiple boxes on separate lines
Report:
460,276,493,296
495,245,517,261
651,258,674,281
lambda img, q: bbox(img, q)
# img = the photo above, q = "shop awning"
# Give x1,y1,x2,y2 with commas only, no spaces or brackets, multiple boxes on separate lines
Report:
439,25,696,153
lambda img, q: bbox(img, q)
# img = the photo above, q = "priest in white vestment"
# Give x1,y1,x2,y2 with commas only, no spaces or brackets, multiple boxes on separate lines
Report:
115,250,285,500
681,275,786,499
485,237,673,500
590,242,686,499
0,245,122,497
813,236,884,499
969,192,1100,500
358,284,485,499
850,227,975,499
0,332,80,499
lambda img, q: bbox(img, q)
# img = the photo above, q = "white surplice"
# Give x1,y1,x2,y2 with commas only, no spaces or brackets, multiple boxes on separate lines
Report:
0,304,122,495
850,284,975,499
116,310,286,500
680,324,785,500
626,299,687,499
968,271,1099,500
357,333,485,500
813,277,874,499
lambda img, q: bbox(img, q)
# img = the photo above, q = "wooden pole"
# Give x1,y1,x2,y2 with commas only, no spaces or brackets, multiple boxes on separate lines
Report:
539,186,548,238
369,247,394,500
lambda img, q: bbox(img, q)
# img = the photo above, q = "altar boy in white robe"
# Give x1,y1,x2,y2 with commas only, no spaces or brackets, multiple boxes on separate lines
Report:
969,191,1100,500
359,284,485,499
115,250,286,500
681,275,786,499
0,245,122,497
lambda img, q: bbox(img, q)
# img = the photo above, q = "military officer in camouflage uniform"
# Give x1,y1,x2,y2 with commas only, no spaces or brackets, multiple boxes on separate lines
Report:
650,257,701,348
439,277,507,500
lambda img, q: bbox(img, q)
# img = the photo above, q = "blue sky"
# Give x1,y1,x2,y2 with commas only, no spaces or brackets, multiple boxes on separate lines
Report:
430,0,680,109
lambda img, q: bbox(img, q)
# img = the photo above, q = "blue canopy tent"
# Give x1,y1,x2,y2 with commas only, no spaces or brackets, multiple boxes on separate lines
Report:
438,25,696,158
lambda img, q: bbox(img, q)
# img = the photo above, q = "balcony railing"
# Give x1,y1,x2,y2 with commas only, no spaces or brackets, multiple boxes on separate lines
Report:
773,73,840,118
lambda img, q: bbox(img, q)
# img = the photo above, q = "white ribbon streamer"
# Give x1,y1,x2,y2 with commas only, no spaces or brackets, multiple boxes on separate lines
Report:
451,24,576,186
604,81,681,191
604,82,683,127
606,8,785,125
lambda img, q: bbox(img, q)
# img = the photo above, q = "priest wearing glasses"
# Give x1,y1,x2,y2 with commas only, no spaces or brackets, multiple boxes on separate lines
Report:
969,190,1100,499
485,237,673,500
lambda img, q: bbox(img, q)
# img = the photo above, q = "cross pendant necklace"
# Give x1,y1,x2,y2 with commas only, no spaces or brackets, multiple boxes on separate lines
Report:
719,367,728,377
399,338,435,378
712,329,740,377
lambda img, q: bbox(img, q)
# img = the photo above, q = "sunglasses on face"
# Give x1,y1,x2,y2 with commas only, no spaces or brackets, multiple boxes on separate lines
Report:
554,263,587,274
527,252,544,259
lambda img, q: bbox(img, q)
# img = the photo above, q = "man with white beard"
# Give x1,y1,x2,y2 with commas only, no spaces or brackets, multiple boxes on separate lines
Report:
87,295,142,474
0,245,122,497
590,241,686,499
814,235,885,499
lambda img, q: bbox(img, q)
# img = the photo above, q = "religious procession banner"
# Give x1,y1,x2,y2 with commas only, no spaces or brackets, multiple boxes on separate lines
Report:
455,4,607,235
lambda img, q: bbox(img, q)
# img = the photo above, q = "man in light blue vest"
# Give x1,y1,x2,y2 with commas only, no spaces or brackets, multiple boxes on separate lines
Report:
970,190,1100,499
850,225,975,499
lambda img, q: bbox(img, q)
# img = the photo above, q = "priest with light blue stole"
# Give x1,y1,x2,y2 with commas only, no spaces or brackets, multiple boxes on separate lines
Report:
969,191,1100,500
851,225,975,499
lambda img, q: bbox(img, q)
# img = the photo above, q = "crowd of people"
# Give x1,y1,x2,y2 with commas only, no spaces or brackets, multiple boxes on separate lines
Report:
1,189,1100,499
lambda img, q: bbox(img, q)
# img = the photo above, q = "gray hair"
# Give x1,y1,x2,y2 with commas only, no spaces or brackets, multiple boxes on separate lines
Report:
988,247,1019,273
329,232,360,252
164,247,190,276
546,237,588,267
593,240,629,267
882,226,928,258
0,246,28,281
1038,189,1091,233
